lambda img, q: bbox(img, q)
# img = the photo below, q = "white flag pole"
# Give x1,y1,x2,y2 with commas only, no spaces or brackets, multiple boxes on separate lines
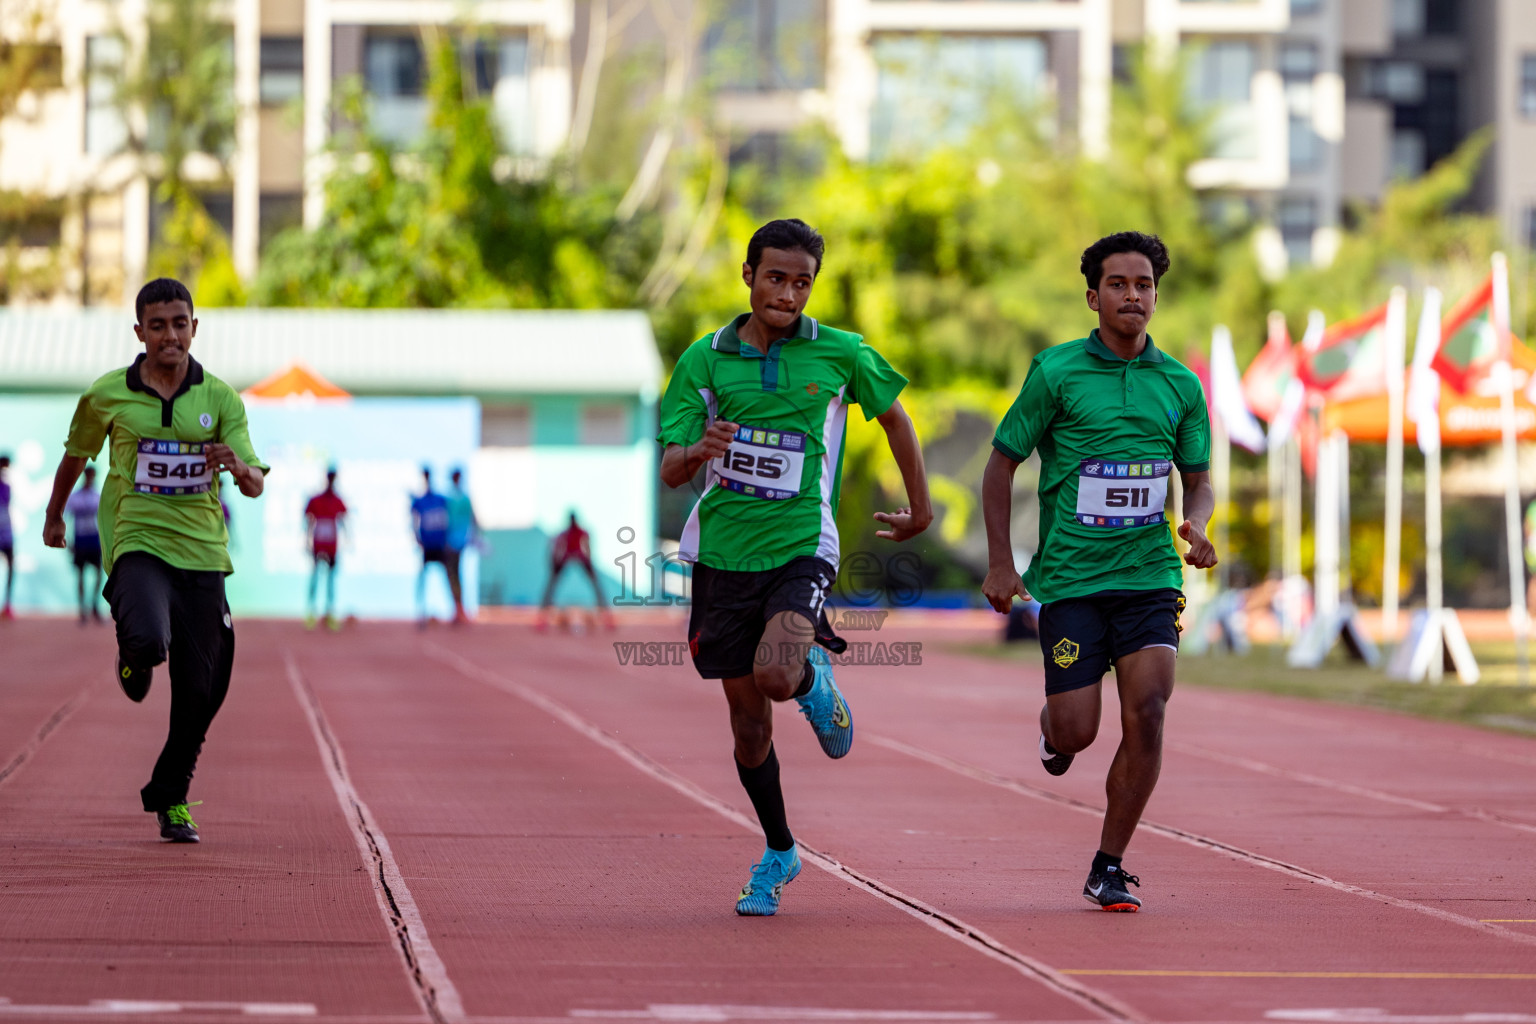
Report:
1382,287,1408,650
1426,423,1445,684
1492,253,1530,686
1284,435,1303,638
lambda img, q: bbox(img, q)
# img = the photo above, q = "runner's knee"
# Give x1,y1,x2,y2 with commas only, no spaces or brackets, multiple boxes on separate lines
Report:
1052,717,1099,754
1123,694,1167,741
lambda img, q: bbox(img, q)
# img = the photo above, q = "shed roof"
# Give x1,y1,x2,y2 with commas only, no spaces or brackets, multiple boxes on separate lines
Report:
0,308,661,399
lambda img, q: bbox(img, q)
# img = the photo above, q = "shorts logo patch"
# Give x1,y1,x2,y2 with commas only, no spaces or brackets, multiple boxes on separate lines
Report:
1175,595,1186,633
1052,637,1080,668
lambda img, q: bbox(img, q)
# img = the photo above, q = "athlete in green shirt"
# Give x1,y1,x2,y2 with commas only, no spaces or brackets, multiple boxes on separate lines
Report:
42,278,267,843
981,232,1216,912
658,218,933,916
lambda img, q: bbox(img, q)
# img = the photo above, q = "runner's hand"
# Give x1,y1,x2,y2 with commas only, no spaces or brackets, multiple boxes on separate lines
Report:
1179,520,1218,569
874,506,930,542
982,566,1029,614
42,515,66,548
691,421,737,464
204,443,248,481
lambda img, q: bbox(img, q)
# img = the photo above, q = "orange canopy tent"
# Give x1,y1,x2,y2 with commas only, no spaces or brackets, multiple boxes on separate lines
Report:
242,362,350,399
1323,338,1536,445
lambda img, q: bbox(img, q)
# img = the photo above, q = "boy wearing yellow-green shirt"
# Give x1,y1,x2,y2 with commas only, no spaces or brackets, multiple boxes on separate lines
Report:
42,278,267,843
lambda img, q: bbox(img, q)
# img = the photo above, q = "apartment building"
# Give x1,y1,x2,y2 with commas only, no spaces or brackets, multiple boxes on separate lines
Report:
2,0,1532,304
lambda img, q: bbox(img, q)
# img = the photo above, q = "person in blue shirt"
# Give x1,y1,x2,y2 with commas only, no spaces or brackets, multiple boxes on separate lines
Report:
410,467,454,627
0,454,13,620
443,468,478,625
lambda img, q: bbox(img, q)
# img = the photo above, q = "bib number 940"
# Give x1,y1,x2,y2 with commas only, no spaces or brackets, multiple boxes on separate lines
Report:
135,440,212,495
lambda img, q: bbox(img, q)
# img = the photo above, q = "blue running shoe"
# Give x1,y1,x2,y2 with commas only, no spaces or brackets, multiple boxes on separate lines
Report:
794,646,853,759
735,847,802,916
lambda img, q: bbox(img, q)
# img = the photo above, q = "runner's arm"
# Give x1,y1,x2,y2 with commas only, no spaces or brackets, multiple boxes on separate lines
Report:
871,399,933,541
659,420,737,488
42,455,89,548
205,444,264,498
980,449,1030,612
1177,470,1218,569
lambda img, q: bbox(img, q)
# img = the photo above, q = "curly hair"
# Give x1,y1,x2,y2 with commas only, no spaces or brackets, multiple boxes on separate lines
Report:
1080,232,1171,289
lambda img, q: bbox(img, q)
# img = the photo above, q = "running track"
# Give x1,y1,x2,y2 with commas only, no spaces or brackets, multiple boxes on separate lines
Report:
2,617,1535,1024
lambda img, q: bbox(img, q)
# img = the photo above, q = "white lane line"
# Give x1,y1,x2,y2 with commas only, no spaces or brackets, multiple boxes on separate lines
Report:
0,1000,318,1016
0,686,93,789
285,654,465,1024
424,644,1142,1024
1168,742,1536,837
865,735,1536,951
1268,1013,1536,1023
570,1008,998,1021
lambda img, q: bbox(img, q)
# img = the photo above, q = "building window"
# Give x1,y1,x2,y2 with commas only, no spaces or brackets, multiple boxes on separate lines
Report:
1281,43,1320,174
1290,0,1321,16
482,404,533,447
579,404,630,446
0,199,63,247
1187,40,1257,161
705,0,826,92
364,32,426,143
85,36,128,155
1288,116,1321,173
1391,0,1424,38
259,192,303,250
1522,56,1536,119
260,37,303,106
871,34,1048,159
472,35,534,155
1390,128,1424,179
1278,197,1316,266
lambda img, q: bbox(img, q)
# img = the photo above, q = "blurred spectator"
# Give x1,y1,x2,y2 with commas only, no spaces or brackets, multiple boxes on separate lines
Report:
537,511,614,631
0,454,12,620
66,465,105,624
444,468,478,625
410,467,460,626
304,468,347,630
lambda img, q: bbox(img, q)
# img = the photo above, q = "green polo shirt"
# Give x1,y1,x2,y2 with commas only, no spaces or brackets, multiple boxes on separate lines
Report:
657,313,907,572
64,354,269,576
992,330,1210,604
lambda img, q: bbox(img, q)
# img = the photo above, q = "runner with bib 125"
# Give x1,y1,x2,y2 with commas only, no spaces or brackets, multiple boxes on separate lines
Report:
658,218,933,917
980,232,1217,913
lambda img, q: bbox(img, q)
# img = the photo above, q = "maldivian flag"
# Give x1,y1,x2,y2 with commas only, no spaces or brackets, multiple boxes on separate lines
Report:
1241,312,1296,422
1432,274,1511,394
1296,302,1390,402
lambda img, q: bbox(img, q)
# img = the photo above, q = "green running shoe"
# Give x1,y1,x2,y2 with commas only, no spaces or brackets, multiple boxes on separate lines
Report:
156,802,202,843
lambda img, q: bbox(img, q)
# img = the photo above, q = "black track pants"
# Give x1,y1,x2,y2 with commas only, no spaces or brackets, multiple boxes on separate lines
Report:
106,552,234,812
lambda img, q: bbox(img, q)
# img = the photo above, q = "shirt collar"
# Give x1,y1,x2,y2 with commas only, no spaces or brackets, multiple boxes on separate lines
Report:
1084,329,1164,364
710,312,819,356
126,352,205,396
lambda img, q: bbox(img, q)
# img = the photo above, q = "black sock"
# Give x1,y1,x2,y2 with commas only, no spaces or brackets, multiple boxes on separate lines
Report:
1091,850,1123,876
736,744,794,852
791,661,814,699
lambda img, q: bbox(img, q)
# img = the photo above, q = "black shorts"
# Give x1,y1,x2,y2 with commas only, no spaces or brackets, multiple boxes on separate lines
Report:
422,547,447,565
1038,588,1184,695
687,556,844,679
313,549,337,567
73,540,102,568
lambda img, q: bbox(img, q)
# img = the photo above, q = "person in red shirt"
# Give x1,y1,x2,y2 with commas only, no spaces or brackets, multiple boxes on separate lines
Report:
536,512,613,631
304,468,347,630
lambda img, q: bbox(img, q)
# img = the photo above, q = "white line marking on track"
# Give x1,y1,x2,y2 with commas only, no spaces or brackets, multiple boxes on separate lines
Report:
424,644,1144,1024
1168,742,1536,837
1267,1012,1536,1023
0,686,92,789
569,1007,997,1021
0,999,318,1016
865,735,1536,951
285,654,464,1024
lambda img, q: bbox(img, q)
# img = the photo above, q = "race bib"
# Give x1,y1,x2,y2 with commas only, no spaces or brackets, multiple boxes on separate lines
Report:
1075,458,1171,528
710,425,807,501
313,520,338,544
134,440,212,496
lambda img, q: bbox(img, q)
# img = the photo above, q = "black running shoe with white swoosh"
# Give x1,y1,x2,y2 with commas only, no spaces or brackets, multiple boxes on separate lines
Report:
1083,865,1141,911
1039,734,1074,776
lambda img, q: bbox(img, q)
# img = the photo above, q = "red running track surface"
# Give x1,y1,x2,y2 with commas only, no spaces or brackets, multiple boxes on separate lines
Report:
1,617,1534,1024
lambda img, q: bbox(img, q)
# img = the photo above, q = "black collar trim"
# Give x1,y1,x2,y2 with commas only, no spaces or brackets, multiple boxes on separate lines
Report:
127,354,205,428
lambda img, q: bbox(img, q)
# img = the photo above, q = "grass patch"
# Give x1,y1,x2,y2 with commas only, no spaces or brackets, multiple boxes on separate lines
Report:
946,638,1536,737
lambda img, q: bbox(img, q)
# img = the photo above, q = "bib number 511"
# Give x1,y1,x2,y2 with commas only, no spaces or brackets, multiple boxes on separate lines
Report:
1104,486,1153,509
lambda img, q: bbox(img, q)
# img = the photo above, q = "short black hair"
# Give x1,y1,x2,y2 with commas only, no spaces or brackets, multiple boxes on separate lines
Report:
1080,232,1171,290
746,218,825,276
135,278,194,323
